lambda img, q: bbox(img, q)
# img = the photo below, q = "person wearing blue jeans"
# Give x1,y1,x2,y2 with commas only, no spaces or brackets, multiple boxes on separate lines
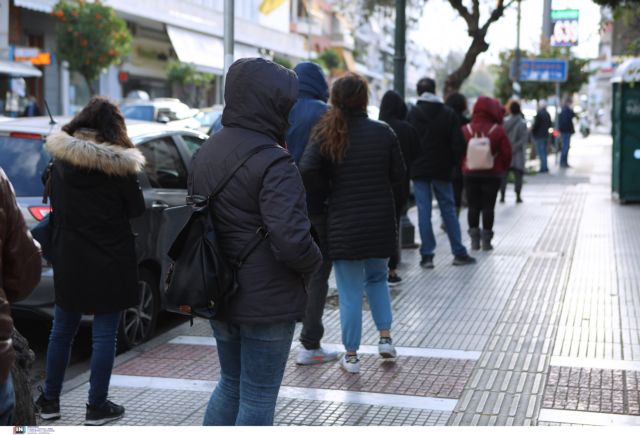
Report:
535,137,549,172
333,259,394,370
38,306,121,421
413,179,472,268
203,320,295,425
560,133,571,168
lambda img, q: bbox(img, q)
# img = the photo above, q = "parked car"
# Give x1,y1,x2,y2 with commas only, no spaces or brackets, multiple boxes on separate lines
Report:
121,98,200,131
192,105,223,134
0,116,208,349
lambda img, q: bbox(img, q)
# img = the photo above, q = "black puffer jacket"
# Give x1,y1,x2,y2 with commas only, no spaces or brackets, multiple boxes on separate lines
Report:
299,111,406,260
189,58,321,324
408,96,465,181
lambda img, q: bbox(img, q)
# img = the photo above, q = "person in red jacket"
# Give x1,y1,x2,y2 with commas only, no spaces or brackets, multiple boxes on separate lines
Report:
461,96,512,251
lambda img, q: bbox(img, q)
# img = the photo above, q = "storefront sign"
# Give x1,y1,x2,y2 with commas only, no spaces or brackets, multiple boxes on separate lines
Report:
550,9,579,47
12,47,53,66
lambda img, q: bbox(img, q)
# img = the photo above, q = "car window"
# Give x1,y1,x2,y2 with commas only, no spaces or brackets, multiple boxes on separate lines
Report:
137,137,187,189
0,136,48,196
121,105,155,121
181,135,205,155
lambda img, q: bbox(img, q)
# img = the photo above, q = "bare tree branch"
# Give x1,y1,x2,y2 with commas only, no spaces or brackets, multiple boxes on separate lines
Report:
447,0,473,26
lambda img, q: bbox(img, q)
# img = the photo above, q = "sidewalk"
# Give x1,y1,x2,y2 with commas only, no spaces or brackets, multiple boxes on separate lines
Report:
44,134,640,426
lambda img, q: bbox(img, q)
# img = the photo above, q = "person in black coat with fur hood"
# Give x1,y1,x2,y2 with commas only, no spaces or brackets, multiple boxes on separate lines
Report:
189,58,321,426
36,97,146,425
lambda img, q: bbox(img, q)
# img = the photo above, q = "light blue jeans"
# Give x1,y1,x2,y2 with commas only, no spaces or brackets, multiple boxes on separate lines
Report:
413,179,467,257
0,375,14,425
333,258,393,352
203,320,295,426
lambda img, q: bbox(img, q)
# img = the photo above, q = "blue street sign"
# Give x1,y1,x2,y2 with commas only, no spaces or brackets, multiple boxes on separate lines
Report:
511,58,568,82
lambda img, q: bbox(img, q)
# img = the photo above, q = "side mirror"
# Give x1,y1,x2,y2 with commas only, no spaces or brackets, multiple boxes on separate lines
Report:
157,115,170,124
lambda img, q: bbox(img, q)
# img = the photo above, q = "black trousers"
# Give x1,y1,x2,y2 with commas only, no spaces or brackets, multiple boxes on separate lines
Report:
499,168,524,198
464,176,502,230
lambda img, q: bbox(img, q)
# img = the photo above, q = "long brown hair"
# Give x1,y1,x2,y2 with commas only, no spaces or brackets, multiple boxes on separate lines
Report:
62,96,134,148
311,73,369,162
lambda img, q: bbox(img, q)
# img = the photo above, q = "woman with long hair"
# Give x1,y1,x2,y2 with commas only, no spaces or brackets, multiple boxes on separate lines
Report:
35,97,146,425
300,74,406,373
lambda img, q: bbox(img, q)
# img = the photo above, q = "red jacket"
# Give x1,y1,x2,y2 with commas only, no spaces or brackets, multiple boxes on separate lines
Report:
462,96,512,176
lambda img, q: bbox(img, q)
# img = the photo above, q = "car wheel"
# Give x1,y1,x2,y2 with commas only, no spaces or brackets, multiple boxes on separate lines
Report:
118,268,159,350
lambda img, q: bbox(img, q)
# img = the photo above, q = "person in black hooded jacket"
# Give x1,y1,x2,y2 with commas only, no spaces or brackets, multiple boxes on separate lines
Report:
300,73,406,374
378,90,419,285
189,58,321,426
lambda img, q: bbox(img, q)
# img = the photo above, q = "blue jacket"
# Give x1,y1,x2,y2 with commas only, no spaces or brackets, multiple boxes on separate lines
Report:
558,105,575,134
286,62,329,214
286,62,329,163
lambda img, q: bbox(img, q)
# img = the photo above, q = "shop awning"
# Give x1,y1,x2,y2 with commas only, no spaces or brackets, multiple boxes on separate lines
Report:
13,0,57,13
166,26,224,75
0,60,43,78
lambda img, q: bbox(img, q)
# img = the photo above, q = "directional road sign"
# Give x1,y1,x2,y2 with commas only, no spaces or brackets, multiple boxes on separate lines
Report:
511,58,568,82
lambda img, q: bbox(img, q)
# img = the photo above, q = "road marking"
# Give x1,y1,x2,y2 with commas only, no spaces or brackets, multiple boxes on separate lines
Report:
109,374,457,412
551,356,640,372
168,336,481,360
539,409,640,426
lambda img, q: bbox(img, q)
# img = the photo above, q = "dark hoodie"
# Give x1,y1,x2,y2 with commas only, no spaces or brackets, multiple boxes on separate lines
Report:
286,62,329,214
461,96,512,176
379,90,419,211
189,58,322,324
286,62,329,163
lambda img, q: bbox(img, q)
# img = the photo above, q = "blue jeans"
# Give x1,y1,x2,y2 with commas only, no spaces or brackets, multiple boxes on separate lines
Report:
0,376,14,425
203,320,295,426
535,137,548,172
560,133,571,167
333,258,393,352
44,305,121,406
413,179,467,257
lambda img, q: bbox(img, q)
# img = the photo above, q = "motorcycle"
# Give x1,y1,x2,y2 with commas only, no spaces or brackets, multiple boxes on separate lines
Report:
579,115,590,138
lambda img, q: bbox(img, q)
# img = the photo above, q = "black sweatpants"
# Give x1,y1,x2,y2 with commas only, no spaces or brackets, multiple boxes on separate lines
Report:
464,176,502,230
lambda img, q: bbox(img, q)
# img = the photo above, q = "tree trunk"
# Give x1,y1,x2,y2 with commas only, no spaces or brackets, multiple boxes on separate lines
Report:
444,33,489,97
84,75,95,97
10,328,36,425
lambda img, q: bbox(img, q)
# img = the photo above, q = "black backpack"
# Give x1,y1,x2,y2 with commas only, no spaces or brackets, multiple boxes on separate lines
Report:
161,144,278,319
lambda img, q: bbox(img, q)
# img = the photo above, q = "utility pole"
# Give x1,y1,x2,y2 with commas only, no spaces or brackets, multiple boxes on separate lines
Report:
513,0,522,99
542,0,552,46
394,0,406,98
223,0,235,103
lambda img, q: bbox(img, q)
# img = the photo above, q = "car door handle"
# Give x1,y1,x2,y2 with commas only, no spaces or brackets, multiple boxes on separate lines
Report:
151,200,169,209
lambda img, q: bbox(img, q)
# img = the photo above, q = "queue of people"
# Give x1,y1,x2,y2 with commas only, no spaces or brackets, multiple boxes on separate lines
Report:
0,57,569,427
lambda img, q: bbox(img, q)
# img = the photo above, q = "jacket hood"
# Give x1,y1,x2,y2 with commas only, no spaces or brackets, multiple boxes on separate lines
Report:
45,130,145,177
472,96,505,124
417,92,444,103
294,61,328,102
379,90,407,122
222,58,299,144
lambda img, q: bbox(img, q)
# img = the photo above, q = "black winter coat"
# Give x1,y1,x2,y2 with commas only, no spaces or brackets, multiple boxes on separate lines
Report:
189,58,322,325
379,90,419,213
408,99,465,181
45,130,146,314
532,108,552,139
299,111,406,260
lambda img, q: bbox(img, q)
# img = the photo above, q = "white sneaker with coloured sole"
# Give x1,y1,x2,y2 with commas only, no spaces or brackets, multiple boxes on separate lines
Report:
340,354,361,373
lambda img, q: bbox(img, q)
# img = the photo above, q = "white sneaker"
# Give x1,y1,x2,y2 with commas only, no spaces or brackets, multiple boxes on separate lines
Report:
340,354,361,373
296,347,339,365
378,337,397,358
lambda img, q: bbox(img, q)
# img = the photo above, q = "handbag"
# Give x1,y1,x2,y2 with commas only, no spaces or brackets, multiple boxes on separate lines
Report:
162,144,280,319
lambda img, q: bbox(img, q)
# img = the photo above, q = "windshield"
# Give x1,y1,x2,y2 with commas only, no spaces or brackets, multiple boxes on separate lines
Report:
121,105,155,121
0,136,48,197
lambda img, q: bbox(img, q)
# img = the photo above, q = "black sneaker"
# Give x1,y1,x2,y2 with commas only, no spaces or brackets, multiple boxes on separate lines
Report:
453,254,477,266
85,400,125,426
420,255,434,269
388,274,402,286
35,388,60,421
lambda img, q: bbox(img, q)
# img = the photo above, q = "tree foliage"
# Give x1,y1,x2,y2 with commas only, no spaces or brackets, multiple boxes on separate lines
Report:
493,48,591,102
52,0,132,95
167,61,214,87
345,0,516,96
316,48,344,71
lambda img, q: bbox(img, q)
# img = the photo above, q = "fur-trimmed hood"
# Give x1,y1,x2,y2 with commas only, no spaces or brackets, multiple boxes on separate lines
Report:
45,130,145,177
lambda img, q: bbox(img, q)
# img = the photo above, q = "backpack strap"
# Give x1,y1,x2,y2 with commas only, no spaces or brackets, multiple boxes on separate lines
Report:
488,124,498,135
466,124,474,136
